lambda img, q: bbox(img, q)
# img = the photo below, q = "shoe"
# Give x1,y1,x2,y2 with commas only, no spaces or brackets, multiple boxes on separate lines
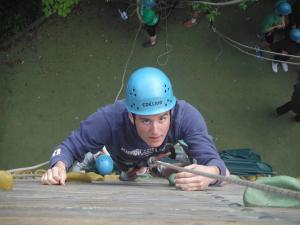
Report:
183,19,197,28
272,62,278,73
295,114,300,122
281,62,288,72
142,41,156,48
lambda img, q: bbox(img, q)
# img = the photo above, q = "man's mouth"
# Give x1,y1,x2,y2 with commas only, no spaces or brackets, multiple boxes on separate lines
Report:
149,136,161,141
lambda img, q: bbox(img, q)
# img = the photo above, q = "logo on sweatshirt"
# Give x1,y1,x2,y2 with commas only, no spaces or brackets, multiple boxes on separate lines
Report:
52,148,61,157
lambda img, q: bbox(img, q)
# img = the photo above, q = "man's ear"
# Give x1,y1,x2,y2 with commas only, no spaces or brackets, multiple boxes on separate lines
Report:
128,113,134,124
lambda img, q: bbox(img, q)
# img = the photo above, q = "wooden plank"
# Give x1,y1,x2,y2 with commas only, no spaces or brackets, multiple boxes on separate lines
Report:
0,179,299,225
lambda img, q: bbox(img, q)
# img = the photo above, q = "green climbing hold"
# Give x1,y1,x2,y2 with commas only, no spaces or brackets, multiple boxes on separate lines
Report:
243,175,300,208
168,173,176,187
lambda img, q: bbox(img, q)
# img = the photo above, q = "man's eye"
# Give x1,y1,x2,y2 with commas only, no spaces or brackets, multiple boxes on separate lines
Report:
142,120,151,124
160,116,167,121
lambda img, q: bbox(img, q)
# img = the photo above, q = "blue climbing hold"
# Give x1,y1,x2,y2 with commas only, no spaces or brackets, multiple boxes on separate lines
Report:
95,155,114,175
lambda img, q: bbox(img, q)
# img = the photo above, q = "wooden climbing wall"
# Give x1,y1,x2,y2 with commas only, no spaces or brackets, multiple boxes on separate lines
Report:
0,178,299,225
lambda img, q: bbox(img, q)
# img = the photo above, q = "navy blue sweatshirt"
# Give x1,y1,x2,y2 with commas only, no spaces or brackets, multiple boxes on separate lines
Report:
50,100,226,176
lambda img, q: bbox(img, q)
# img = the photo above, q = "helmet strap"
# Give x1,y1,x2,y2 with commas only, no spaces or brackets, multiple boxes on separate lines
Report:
132,113,136,125
128,113,136,125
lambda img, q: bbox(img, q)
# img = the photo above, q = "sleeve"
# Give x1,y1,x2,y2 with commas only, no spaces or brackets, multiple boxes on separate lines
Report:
260,14,281,33
49,109,112,170
179,104,227,179
260,15,272,33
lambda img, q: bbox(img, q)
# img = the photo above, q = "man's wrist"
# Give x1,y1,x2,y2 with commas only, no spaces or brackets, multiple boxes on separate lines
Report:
209,166,220,185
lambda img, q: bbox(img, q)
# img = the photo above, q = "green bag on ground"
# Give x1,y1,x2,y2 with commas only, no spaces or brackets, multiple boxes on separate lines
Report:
243,175,300,208
220,148,273,176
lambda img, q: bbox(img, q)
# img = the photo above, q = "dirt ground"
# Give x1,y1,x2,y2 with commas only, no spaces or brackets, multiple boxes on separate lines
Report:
0,0,299,176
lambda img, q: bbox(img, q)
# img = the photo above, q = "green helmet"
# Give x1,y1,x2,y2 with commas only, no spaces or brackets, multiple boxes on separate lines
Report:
141,9,159,26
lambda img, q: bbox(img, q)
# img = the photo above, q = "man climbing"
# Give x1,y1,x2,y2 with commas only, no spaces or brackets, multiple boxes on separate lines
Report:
41,67,229,191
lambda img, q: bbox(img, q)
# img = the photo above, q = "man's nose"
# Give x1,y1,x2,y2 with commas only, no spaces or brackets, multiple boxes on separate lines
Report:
150,121,159,134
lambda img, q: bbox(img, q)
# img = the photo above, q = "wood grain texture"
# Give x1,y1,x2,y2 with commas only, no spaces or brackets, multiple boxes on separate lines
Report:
0,179,299,225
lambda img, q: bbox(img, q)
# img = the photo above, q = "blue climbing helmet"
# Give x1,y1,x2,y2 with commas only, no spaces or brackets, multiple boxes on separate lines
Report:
290,28,300,42
275,1,292,15
125,67,176,115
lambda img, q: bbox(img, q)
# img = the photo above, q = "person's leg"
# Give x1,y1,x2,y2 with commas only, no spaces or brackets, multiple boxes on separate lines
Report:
272,55,289,72
281,61,289,72
270,39,290,73
143,25,157,48
276,101,292,115
272,60,279,73
71,152,97,172
273,54,290,72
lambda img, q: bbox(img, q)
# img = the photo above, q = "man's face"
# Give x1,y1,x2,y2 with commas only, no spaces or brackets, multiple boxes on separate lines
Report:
130,111,171,148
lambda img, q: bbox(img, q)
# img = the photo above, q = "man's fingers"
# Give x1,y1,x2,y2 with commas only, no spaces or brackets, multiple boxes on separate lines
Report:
175,171,197,179
41,168,61,185
176,180,205,191
52,167,61,181
41,170,54,185
59,169,66,185
175,164,205,178
175,174,211,191
176,174,203,184
183,164,198,170
41,172,49,185
47,168,60,184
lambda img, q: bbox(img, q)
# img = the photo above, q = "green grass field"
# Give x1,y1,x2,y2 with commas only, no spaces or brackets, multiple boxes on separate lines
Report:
0,0,299,176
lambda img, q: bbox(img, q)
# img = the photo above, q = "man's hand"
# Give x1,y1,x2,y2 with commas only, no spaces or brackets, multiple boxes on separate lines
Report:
175,164,220,191
41,161,67,185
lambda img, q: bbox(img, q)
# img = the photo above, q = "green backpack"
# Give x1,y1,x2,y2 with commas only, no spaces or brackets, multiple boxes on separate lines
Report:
220,148,274,176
